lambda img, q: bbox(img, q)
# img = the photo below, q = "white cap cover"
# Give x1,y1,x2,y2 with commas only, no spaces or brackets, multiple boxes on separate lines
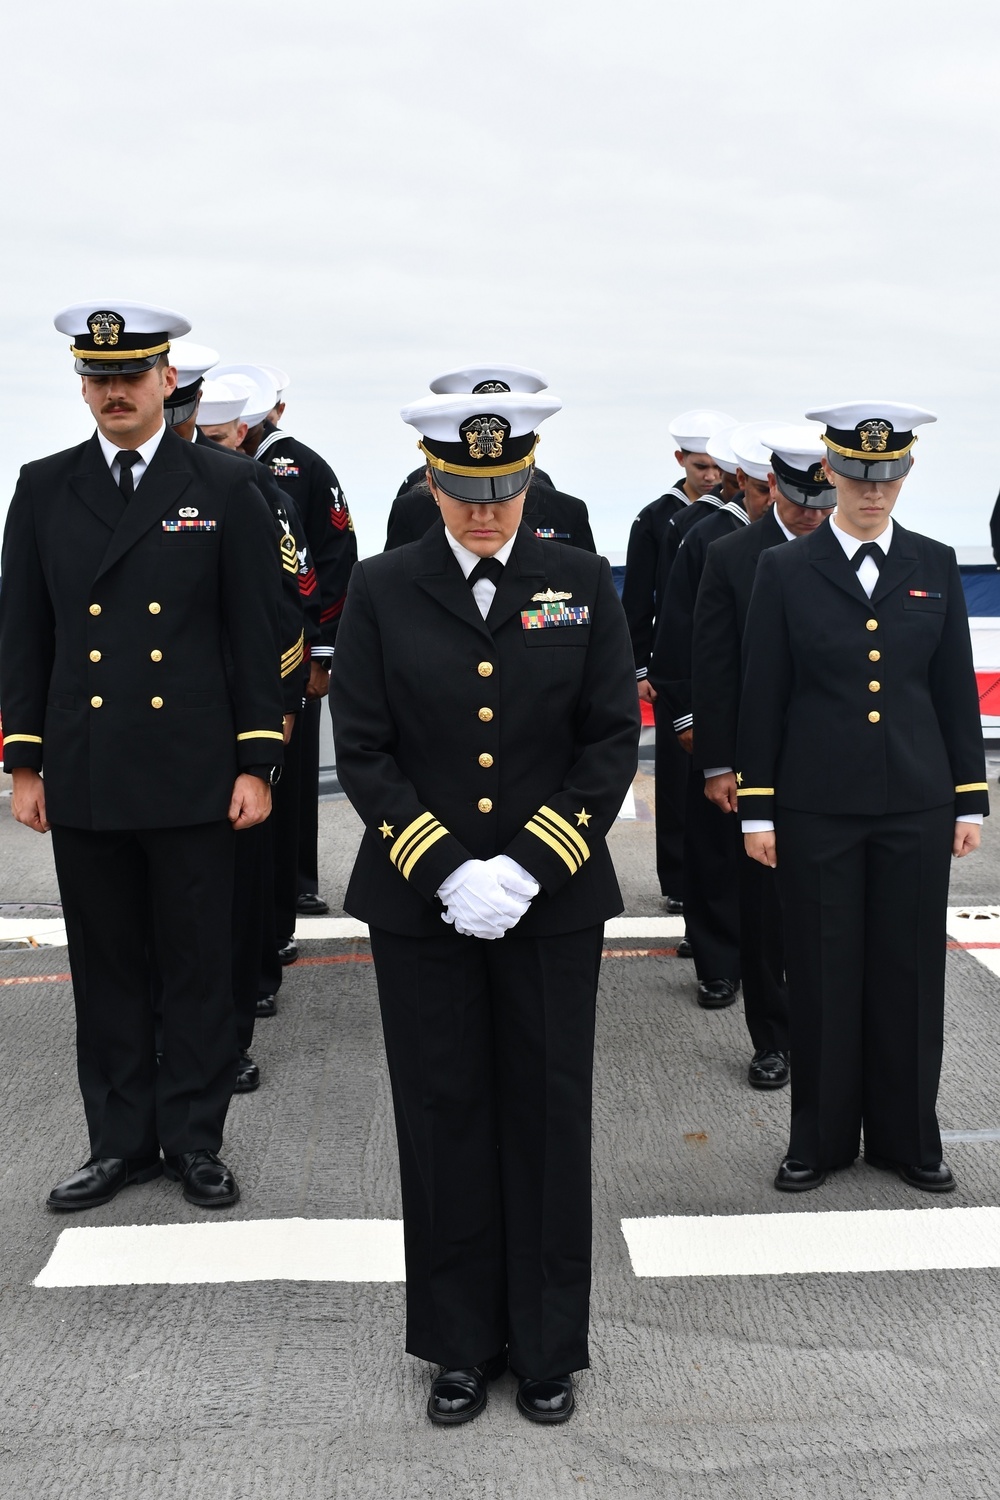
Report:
212,364,279,427
197,378,250,425
168,340,219,387
429,362,548,395
729,420,787,482
668,408,739,454
255,362,291,398
705,423,741,476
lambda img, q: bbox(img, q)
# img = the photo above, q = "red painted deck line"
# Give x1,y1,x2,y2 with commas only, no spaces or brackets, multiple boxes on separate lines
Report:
0,973,71,986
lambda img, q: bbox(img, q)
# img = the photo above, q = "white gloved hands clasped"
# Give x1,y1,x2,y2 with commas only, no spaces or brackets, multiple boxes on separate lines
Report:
437,856,541,941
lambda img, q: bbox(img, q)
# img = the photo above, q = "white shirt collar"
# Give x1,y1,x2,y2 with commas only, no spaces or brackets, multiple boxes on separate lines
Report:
773,509,797,542
96,422,167,471
829,512,893,558
444,527,517,578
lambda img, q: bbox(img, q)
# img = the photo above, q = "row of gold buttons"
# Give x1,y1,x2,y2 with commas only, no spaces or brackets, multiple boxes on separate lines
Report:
91,697,164,709
89,602,162,616
866,621,881,723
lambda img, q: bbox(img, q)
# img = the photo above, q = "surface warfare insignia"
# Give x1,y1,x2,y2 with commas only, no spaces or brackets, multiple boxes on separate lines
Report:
858,420,891,454
460,414,509,461
179,506,199,518
88,310,123,347
521,602,591,630
531,588,573,603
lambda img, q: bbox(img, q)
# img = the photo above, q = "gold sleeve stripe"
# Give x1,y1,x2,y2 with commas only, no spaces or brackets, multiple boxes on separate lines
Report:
281,631,304,661
955,783,989,793
280,648,304,679
536,805,590,862
736,787,775,797
389,811,438,870
525,820,578,876
237,730,285,742
3,734,43,745
399,826,449,881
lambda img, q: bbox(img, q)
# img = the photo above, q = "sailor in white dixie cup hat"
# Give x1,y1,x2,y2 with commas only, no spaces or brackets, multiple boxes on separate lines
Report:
737,400,987,1196
162,340,219,437
331,382,639,1427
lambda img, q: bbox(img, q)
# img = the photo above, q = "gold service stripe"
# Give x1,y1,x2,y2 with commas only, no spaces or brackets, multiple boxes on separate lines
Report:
955,783,989,793
736,787,775,797
237,730,284,742
389,811,437,869
3,734,43,744
525,820,579,876
537,805,590,862
400,826,450,881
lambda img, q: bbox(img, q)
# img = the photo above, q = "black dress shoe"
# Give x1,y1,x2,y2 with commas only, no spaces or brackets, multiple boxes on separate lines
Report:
697,978,739,1009
774,1157,827,1192
865,1153,956,1193
255,993,277,1018
427,1349,507,1425
675,936,693,959
661,895,684,914
295,892,330,915
163,1150,240,1208
748,1049,790,1090
516,1374,575,1424
278,940,299,965
46,1155,162,1212
234,1050,260,1093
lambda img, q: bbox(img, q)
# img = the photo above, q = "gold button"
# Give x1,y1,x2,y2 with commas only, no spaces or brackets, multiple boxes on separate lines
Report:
869,650,880,662
477,662,494,677
866,618,878,632
869,680,881,693
89,603,101,616
478,798,493,813
150,650,163,663
478,707,494,722
151,696,163,709
868,711,880,724
89,650,101,663
90,696,103,708
148,602,161,615
478,753,494,768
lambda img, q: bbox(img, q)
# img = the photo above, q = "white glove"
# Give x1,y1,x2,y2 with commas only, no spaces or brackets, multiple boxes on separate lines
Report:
436,859,535,941
482,855,540,904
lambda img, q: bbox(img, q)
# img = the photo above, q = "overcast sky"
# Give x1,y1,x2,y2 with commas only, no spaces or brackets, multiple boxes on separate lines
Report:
2,0,999,556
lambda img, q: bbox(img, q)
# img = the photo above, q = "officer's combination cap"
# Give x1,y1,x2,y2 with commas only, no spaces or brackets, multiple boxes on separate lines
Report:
211,364,279,428
163,340,219,427
55,300,191,376
668,408,738,455
401,390,562,502
805,401,937,482
758,423,836,508
429,362,548,396
197,378,250,426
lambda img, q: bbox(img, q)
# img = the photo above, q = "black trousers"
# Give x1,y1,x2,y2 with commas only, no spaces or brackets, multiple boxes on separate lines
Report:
775,805,954,1171
297,699,322,896
271,713,303,945
738,848,788,1052
652,700,687,898
369,923,603,1380
51,821,237,1158
683,768,740,983
233,821,273,1051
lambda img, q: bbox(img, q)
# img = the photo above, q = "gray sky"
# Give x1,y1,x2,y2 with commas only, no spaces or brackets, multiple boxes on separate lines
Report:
2,0,999,555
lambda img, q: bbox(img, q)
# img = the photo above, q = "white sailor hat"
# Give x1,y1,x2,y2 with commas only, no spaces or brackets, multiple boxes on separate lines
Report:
163,340,219,427
705,424,741,476
212,364,279,427
668,408,739,454
255,363,291,399
758,423,836,508
197,378,250,426
401,390,562,502
54,300,191,376
429,362,549,396
728,420,786,483
804,400,936,481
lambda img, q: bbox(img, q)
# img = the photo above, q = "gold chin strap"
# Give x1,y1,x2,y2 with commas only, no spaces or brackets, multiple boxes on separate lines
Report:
70,341,170,361
822,433,917,462
418,438,538,479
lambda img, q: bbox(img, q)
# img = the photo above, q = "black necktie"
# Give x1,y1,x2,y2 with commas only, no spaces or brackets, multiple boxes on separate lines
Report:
467,557,504,588
116,450,141,499
852,541,882,571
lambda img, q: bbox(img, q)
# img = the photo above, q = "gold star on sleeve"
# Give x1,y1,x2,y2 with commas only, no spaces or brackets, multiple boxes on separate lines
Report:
378,821,394,840
735,773,743,787
575,808,592,827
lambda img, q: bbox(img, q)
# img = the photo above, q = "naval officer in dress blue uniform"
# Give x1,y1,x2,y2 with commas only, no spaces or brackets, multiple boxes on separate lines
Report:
331,385,639,1427
737,402,988,1193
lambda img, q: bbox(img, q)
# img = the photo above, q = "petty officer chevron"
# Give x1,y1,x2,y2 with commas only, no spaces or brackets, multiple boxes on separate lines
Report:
737,401,988,1195
331,385,639,1427
0,301,285,1213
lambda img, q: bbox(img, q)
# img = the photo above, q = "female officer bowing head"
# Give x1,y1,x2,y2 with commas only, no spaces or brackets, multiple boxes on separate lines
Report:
737,401,988,1196
331,385,639,1426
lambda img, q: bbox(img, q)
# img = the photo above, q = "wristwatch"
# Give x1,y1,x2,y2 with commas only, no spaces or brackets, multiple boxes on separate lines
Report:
245,765,282,786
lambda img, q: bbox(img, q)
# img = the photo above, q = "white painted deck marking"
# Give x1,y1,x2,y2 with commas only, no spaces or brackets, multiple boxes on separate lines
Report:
621,1207,1000,1278
290,915,687,941
617,785,637,821
35,1218,406,1288
947,905,1000,979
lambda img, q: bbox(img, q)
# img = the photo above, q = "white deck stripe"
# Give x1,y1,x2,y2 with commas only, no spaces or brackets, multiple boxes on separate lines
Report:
621,1208,1000,1278
35,1218,406,1287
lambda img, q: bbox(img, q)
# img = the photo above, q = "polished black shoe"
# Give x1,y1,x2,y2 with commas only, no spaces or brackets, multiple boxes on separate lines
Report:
697,978,739,1009
748,1048,790,1090
516,1374,575,1424
661,895,684,914
427,1349,507,1426
234,1050,260,1093
865,1153,956,1193
774,1157,827,1192
47,1155,162,1212
255,993,277,1018
295,892,330,915
675,936,693,959
278,940,299,965
163,1150,240,1208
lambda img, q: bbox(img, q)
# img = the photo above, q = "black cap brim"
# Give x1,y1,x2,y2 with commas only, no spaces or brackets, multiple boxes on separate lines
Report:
74,353,163,376
773,473,837,510
824,451,914,483
432,467,533,502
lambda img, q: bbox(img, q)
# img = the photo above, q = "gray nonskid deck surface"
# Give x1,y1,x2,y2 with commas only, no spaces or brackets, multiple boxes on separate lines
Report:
2,769,1000,1498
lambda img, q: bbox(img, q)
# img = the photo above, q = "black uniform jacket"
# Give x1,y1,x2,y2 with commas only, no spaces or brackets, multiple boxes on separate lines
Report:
621,482,690,678
736,519,989,822
331,522,640,937
384,476,596,553
0,428,284,829
690,506,787,770
255,423,358,650
648,499,748,731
